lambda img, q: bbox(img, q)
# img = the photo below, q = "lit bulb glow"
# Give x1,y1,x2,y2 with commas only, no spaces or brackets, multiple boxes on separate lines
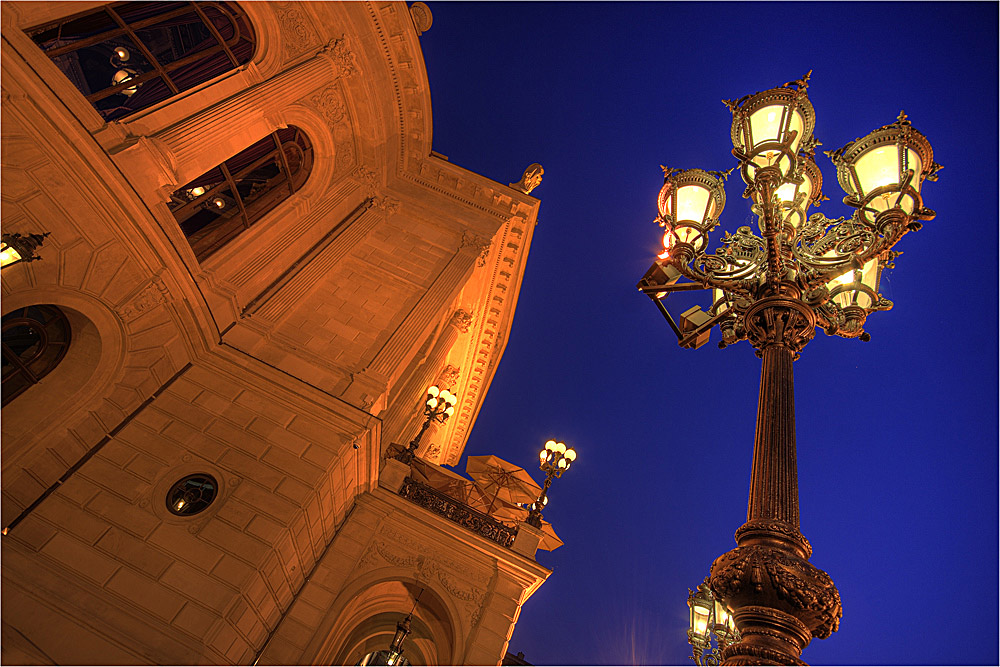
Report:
426,397,438,409
853,145,922,215
189,186,206,197
672,185,712,224
564,448,576,462
0,244,22,267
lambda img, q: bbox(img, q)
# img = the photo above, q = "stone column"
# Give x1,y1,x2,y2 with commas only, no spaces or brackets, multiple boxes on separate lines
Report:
155,38,357,183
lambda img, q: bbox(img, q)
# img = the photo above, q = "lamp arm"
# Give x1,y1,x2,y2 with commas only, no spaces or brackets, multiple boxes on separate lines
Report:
664,252,760,296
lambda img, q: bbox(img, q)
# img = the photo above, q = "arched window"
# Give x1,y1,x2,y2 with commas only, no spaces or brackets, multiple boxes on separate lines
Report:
168,126,313,261
2,305,71,407
27,2,255,121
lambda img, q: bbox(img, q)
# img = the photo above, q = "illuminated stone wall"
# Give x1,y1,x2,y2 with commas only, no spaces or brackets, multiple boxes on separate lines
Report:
0,2,544,664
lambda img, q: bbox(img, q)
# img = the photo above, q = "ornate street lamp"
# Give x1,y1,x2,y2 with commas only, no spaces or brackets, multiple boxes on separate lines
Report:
687,578,740,666
638,73,939,664
525,440,575,528
393,385,457,464
1,232,50,269
357,614,413,666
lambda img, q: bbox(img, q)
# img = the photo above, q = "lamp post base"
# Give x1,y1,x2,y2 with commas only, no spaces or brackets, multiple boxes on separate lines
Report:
709,525,841,666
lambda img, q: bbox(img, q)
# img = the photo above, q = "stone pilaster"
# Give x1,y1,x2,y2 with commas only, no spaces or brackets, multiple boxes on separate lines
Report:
366,234,486,388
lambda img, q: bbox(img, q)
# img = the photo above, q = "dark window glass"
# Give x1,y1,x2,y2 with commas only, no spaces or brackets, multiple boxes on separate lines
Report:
168,126,314,261
166,474,218,515
1,305,71,406
26,2,255,121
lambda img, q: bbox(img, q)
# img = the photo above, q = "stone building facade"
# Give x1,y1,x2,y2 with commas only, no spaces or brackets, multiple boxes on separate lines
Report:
1,2,548,664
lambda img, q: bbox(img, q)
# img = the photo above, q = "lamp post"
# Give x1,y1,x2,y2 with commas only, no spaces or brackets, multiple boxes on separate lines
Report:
526,440,575,528
1,232,50,269
394,385,457,464
687,577,740,666
638,73,939,664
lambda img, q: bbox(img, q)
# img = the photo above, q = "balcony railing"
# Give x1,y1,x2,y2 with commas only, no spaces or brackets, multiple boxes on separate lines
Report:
398,477,517,548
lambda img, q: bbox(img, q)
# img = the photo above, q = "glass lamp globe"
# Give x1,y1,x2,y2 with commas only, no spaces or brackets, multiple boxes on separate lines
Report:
771,157,823,229
728,75,815,187
826,258,881,310
826,111,938,228
657,168,727,254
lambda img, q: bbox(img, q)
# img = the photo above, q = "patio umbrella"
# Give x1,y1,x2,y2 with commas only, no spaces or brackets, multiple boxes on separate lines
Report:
489,500,529,526
465,455,542,513
409,458,495,509
536,520,563,552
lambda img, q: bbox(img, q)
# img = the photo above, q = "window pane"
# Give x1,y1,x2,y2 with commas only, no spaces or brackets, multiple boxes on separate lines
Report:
1,305,71,406
27,2,255,120
170,127,313,261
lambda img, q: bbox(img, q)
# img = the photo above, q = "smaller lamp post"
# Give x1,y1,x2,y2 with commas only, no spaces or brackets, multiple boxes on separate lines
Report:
1,232,50,270
526,440,576,528
687,578,739,666
394,385,457,464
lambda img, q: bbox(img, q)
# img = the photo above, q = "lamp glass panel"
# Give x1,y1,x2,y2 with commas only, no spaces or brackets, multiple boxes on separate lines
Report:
692,603,711,638
714,599,729,628
829,258,878,308
774,180,798,204
749,105,786,147
0,244,22,267
673,184,712,224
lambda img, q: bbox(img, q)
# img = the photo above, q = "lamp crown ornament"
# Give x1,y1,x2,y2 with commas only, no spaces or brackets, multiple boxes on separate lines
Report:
640,74,937,664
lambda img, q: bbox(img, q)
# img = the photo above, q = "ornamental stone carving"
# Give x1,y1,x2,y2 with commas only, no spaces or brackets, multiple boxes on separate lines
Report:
118,278,167,321
372,195,400,217
275,2,318,58
450,310,473,334
321,36,359,78
509,163,543,195
409,2,433,35
353,165,379,198
310,86,347,126
460,231,492,266
439,364,461,387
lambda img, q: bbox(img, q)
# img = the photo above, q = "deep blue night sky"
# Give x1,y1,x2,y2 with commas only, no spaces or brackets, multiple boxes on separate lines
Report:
418,3,998,665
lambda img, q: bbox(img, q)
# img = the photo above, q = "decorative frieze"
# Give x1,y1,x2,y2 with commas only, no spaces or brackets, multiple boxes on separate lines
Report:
274,2,319,58
117,277,168,321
